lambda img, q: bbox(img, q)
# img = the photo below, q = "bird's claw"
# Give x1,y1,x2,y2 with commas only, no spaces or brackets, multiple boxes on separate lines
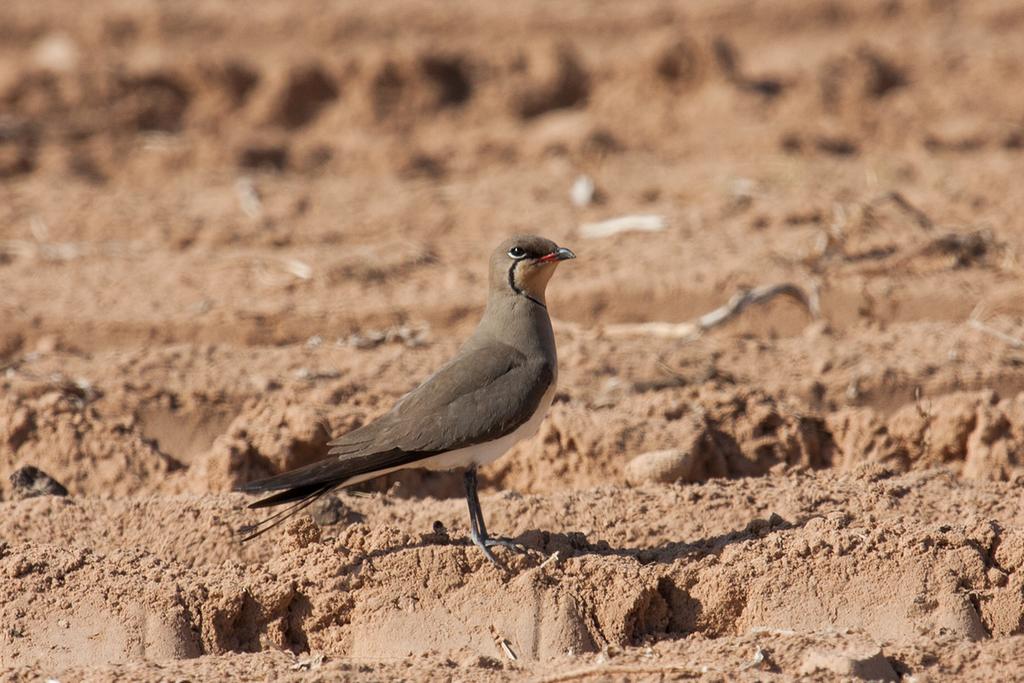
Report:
470,533,528,568
483,537,529,554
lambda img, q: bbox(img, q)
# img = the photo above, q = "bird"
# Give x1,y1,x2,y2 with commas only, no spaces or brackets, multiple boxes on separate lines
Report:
237,235,576,565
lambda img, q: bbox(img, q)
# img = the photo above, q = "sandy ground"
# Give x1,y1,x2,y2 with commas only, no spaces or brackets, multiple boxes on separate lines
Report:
3,0,1024,680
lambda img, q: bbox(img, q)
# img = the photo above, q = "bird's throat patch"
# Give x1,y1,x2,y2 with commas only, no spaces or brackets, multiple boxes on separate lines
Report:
507,261,546,308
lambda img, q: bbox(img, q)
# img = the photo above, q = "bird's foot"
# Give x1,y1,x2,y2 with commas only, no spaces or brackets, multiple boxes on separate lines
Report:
483,537,529,554
470,532,528,568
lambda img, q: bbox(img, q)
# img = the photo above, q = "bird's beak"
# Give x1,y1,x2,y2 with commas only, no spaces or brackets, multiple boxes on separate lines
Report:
537,247,576,263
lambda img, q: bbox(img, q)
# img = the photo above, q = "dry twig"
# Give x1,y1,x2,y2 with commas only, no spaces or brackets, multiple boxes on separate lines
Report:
603,282,820,340
499,639,518,662
290,653,325,671
580,214,665,239
739,647,768,671
0,240,145,262
868,191,933,231
968,303,1024,349
537,550,560,570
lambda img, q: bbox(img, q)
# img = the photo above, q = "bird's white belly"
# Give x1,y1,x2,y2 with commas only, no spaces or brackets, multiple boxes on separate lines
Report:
421,382,557,471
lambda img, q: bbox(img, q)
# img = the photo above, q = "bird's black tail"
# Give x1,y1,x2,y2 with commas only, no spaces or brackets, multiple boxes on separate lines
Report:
236,484,334,541
235,457,356,541
235,446,422,542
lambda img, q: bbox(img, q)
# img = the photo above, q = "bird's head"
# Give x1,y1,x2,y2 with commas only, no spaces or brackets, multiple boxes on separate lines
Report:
490,235,576,307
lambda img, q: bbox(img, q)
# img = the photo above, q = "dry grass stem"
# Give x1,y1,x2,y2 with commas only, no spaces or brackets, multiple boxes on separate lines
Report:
603,282,820,340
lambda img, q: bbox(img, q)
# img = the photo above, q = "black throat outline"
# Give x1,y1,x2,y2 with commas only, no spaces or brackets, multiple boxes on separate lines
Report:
507,261,546,309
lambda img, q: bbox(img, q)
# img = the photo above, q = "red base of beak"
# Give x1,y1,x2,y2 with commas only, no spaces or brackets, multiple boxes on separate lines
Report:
538,247,576,263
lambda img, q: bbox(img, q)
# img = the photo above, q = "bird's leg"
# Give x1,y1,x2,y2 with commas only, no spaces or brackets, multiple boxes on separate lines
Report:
463,466,527,566
464,466,499,565
464,466,484,539
465,466,510,562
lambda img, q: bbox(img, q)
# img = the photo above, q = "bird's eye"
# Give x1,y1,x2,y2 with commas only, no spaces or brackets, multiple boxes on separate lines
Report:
507,246,527,260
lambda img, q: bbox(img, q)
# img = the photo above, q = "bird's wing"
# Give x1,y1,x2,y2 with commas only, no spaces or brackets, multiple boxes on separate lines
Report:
237,343,553,500
334,342,554,455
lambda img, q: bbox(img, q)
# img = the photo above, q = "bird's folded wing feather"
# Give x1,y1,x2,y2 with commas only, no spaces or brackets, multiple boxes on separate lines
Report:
330,342,553,456
238,343,553,495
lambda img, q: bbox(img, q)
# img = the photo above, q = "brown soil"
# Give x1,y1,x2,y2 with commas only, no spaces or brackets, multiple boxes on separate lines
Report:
3,0,1024,680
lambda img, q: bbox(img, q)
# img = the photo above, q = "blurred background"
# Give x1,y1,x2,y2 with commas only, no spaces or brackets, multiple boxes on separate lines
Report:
2,0,1024,498
6,1,1024,678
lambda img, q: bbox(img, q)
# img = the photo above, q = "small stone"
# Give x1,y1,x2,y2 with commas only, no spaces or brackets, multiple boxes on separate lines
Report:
800,645,897,681
10,466,68,500
570,174,596,207
310,494,347,526
624,449,699,485
33,33,79,72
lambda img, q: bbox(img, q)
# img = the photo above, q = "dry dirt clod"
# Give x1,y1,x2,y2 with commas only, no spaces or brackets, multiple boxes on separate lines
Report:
283,515,321,549
267,64,339,129
238,144,289,172
513,45,590,119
